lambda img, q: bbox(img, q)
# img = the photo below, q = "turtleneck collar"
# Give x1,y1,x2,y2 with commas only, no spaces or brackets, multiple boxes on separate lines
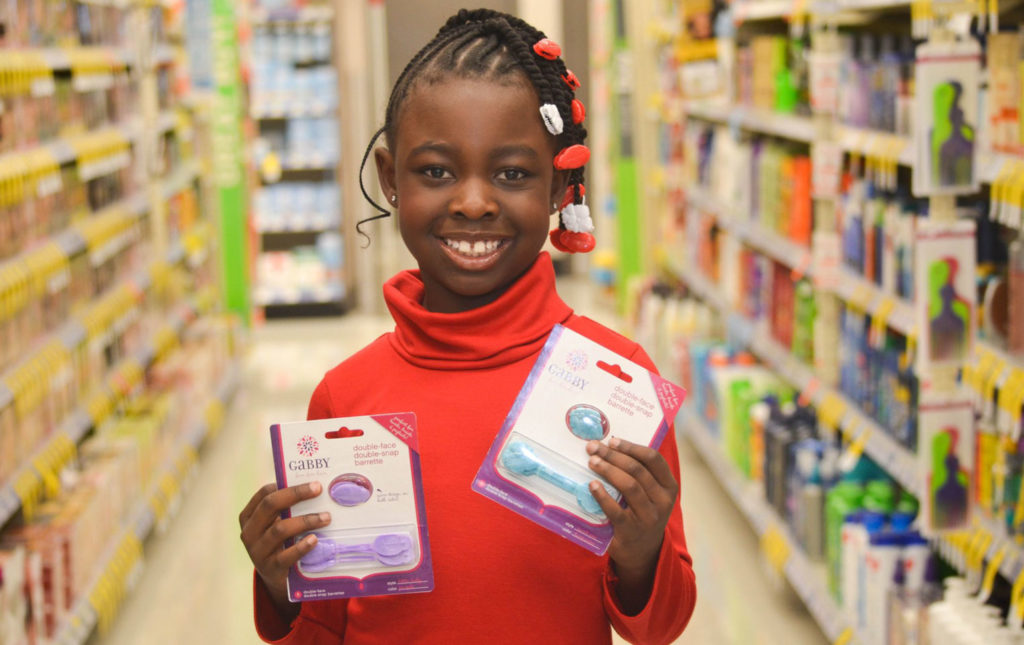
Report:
382,252,573,370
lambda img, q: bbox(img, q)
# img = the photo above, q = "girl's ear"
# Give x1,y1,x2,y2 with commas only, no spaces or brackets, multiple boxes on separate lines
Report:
549,169,570,214
374,146,397,200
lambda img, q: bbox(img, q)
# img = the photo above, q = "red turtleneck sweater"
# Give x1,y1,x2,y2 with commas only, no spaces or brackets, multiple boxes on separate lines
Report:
253,253,696,644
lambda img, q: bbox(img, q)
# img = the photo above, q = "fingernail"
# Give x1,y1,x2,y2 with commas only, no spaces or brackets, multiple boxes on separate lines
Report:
589,455,601,468
589,481,600,492
609,437,621,449
305,534,318,547
318,512,330,523
586,441,600,455
309,481,322,495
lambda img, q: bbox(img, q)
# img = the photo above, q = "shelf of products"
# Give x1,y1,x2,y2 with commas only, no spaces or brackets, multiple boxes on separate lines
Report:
627,0,1024,641
53,362,239,645
685,184,918,337
0,2,239,643
0,246,218,529
245,0,348,316
681,410,856,642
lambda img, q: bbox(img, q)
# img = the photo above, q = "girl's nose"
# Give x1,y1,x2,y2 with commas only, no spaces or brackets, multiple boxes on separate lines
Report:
450,178,497,219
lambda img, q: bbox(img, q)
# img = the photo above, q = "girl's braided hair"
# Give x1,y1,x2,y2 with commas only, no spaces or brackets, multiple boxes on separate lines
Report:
358,8,591,250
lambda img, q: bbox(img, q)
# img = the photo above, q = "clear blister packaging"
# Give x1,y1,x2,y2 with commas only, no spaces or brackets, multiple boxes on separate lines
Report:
475,324,687,555
497,433,618,521
270,413,434,601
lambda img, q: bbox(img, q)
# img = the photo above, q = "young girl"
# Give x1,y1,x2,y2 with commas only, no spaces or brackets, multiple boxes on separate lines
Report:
239,9,696,644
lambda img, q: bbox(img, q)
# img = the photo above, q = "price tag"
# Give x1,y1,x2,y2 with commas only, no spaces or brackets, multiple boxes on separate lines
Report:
832,627,853,645
849,283,872,312
1010,566,1024,630
869,298,896,347
760,524,791,575
204,399,227,438
12,469,42,521
980,543,1008,602
819,392,847,432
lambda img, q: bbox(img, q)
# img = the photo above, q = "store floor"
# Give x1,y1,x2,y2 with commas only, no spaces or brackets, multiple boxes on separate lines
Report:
103,276,827,645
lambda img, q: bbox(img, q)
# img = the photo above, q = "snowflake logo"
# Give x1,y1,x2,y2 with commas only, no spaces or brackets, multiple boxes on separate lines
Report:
297,435,319,457
566,350,588,372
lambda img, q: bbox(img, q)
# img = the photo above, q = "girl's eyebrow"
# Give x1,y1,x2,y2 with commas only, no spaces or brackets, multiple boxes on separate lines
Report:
490,145,538,161
408,142,453,157
407,142,540,161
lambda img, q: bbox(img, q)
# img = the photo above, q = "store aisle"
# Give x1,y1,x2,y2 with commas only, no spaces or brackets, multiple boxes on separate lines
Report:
103,278,826,645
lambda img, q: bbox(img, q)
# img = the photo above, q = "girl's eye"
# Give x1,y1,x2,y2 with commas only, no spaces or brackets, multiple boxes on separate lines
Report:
423,166,451,180
499,168,528,182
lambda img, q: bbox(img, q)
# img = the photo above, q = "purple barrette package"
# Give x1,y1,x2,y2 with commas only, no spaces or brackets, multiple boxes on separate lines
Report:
473,324,687,555
270,413,434,601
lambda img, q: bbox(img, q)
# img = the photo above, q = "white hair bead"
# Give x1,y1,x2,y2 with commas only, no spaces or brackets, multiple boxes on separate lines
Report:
560,202,593,233
539,104,563,136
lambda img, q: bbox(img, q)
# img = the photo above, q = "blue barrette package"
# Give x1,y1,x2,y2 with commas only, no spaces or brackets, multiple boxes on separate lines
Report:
473,324,687,555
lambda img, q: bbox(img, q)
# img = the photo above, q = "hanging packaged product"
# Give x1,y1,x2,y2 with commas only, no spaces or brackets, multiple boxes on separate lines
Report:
911,37,982,197
473,324,687,555
270,413,434,601
917,398,974,532
913,218,976,388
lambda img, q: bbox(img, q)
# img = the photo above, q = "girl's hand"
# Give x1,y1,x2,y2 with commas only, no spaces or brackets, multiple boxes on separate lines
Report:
239,481,332,617
586,438,679,613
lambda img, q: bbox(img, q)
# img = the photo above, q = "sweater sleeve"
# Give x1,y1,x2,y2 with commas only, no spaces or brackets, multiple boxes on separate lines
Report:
601,345,697,645
252,376,350,644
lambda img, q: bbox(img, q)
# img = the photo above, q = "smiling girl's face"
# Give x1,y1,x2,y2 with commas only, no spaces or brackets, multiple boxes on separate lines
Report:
375,75,566,314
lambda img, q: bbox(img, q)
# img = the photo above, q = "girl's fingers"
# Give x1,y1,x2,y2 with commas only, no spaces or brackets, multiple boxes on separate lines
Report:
605,438,679,494
272,532,321,574
239,482,278,530
589,478,628,524
248,511,332,565
241,481,323,545
585,452,655,524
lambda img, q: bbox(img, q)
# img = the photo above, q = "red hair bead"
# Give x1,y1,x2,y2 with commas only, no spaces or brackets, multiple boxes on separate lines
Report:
561,70,580,90
571,99,585,124
560,231,596,253
559,184,586,210
549,229,572,252
553,144,590,170
533,39,561,60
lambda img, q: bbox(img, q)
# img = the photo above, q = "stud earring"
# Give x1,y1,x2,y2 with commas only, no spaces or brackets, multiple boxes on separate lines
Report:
390,194,397,204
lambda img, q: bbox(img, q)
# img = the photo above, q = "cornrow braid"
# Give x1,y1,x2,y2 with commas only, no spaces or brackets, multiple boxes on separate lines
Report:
357,8,594,253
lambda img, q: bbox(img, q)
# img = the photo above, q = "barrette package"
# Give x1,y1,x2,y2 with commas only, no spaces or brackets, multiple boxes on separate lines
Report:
270,413,434,601
473,324,687,555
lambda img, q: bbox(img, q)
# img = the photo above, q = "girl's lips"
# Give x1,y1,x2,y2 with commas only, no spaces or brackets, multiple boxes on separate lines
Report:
438,237,510,271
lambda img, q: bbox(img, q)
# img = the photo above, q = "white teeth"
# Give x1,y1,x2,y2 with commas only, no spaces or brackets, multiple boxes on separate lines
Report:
443,239,502,257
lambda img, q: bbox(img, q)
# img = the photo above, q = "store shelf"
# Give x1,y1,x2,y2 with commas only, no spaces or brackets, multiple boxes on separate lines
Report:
667,260,923,498
255,283,345,307
732,0,793,21
831,268,916,336
0,122,139,183
161,160,201,199
687,185,920,335
684,102,916,167
0,192,150,315
837,126,913,166
684,101,814,143
281,152,338,171
681,410,857,643
53,362,240,645
0,237,208,529
36,46,132,71
255,213,340,234
250,102,336,119
249,4,335,24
